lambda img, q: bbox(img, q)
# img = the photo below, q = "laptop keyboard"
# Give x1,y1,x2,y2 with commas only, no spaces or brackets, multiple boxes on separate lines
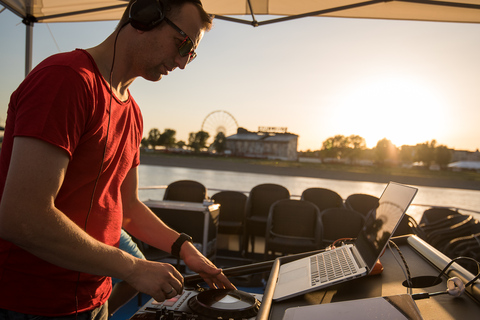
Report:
310,247,358,286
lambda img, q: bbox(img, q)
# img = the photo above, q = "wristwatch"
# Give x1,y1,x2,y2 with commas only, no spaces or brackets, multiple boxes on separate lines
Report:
171,233,193,258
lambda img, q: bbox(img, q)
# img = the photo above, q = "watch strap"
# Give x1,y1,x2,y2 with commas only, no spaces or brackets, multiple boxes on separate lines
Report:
171,233,193,258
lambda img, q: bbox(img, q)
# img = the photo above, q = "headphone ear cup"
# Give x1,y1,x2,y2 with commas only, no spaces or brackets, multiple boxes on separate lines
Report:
129,0,165,31
447,277,465,297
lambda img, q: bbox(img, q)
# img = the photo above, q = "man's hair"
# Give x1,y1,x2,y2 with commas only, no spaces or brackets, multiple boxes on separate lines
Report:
117,0,212,31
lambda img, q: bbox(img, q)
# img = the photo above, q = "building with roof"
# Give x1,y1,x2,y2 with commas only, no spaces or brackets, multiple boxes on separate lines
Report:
226,127,298,161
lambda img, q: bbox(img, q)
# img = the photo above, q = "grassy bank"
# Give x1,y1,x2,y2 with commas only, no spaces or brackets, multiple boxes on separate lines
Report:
140,152,480,191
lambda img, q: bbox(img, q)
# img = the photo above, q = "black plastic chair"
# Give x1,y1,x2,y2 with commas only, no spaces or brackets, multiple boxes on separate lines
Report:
211,191,248,253
427,217,479,251
319,208,365,245
344,193,379,218
163,180,207,203
301,187,344,212
420,214,471,235
419,207,462,226
444,232,480,258
393,214,425,238
243,183,290,255
264,199,322,259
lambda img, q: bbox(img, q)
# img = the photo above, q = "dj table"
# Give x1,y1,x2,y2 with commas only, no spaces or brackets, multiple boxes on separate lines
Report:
130,235,480,319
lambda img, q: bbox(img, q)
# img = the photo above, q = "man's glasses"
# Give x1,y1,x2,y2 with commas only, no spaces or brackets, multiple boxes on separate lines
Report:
164,17,196,63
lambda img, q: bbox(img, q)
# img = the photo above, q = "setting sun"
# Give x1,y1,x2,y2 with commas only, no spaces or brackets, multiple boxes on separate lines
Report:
326,75,450,148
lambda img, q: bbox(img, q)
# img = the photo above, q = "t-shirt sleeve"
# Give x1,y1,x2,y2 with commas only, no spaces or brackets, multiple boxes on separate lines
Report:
11,65,93,159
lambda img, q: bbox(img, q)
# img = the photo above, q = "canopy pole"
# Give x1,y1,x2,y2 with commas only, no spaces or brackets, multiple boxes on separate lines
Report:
24,21,33,76
246,0,259,27
22,14,37,77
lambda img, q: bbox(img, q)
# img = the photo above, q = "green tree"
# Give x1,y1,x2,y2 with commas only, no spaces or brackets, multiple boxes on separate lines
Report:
188,131,210,153
435,145,452,168
399,145,415,164
211,132,227,154
141,137,149,149
176,140,186,149
159,128,176,149
320,135,349,159
415,140,436,166
375,138,398,165
345,134,367,162
147,128,161,150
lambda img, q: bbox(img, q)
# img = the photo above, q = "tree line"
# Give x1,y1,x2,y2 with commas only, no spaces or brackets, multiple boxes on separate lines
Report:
143,128,453,168
299,134,453,168
141,128,227,153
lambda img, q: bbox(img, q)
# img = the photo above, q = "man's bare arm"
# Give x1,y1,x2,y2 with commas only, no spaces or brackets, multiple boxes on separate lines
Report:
0,137,187,302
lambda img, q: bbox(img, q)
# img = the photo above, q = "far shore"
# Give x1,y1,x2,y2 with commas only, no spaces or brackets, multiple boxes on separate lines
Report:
140,152,480,191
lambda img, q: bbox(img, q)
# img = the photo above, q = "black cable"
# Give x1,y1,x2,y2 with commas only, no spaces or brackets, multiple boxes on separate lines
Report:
388,240,412,291
432,256,480,287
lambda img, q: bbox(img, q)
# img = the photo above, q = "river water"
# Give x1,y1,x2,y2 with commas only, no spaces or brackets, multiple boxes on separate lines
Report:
138,164,480,222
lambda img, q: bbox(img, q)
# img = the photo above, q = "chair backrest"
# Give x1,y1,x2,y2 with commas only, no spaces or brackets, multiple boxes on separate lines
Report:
345,193,379,217
419,207,462,226
393,214,423,237
245,183,290,219
319,208,365,244
163,180,207,203
301,187,344,212
267,199,321,241
211,191,247,223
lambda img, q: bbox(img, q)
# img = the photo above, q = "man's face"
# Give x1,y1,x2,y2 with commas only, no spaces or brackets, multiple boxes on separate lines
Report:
139,3,205,81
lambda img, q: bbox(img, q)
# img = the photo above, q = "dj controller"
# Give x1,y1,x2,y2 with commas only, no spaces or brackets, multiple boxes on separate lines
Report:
130,288,262,320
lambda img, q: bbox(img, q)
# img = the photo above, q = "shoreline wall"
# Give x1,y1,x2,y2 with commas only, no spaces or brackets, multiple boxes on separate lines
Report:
140,153,480,191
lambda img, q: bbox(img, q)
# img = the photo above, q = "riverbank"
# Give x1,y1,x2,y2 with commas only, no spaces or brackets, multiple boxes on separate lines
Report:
140,152,480,191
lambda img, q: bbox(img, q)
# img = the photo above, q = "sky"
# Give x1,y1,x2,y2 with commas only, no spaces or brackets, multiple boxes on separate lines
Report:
1,7,480,152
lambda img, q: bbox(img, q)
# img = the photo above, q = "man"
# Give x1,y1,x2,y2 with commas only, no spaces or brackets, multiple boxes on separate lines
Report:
0,0,234,319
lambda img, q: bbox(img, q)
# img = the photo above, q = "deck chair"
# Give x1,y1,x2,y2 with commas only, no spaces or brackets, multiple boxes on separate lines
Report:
427,217,479,251
420,214,471,236
393,214,425,238
264,199,322,259
243,183,290,255
345,193,379,218
211,191,248,253
444,232,480,258
301,187,344,212
419,207,462,226
319,208,365,245
163,180,207,203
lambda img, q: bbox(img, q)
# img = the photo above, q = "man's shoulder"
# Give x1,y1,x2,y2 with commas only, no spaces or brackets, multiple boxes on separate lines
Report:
35,49,96,76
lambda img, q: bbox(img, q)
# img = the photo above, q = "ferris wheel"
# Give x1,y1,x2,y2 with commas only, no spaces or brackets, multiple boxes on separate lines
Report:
201,110,239,144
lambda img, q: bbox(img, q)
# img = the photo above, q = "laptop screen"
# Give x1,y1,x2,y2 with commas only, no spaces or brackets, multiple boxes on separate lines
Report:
354,182,418,271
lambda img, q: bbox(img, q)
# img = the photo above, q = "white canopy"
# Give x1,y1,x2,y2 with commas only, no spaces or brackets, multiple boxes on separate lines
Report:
2,0,480,24
2,0,480,75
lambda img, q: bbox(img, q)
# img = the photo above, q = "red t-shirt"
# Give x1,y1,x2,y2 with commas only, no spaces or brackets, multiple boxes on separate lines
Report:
0,49,143,315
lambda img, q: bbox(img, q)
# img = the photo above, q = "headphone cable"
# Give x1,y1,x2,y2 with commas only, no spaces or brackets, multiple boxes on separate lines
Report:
74,21,129,318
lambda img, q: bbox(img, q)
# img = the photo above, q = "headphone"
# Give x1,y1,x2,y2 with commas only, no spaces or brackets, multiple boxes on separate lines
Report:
129,0,165,31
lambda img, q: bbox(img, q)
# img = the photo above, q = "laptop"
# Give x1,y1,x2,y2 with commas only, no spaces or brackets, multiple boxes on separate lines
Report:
273,181,418,301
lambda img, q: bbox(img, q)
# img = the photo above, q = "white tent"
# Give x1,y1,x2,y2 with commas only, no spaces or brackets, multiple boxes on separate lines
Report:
448,161,480,170
1,0,480,75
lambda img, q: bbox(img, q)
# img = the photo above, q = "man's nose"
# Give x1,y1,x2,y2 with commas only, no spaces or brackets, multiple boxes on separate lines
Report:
176,55,189,70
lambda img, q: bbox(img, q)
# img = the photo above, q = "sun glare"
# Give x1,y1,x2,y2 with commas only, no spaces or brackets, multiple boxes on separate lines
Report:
327,76,449,148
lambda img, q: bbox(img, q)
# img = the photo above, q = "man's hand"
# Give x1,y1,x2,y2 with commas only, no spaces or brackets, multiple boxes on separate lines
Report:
181,243,236,290
125,259,184,302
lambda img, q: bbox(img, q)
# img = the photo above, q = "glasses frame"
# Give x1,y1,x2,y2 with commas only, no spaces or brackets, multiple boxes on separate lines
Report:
164,17,197,63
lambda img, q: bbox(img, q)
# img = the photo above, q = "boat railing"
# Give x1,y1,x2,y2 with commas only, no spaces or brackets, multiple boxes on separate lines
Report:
138,185,480,216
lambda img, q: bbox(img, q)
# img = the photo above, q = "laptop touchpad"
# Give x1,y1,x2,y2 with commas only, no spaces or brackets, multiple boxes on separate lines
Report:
278,267,307,284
